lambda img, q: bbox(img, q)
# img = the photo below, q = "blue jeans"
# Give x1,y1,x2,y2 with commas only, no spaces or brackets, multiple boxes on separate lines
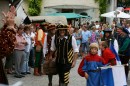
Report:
82,42,89,53
22,52,30,72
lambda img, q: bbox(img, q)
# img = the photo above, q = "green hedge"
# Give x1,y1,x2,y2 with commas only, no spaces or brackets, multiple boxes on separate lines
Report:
28,0,42,16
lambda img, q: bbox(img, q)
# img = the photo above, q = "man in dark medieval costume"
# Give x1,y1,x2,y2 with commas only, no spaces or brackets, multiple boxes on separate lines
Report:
50,24,79,86
43,24,56,86
0,6,16,85
101,28,119,54
116,26,130,79
101,29,114,46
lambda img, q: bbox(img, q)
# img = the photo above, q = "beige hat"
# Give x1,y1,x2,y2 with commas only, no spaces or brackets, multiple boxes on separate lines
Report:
89,43,99,49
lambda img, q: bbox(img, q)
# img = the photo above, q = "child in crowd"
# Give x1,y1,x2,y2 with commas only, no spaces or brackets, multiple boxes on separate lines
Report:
99,41,116,65
82,43,104,86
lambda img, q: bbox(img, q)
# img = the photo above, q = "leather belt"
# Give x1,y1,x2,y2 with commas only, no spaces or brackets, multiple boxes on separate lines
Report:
88,69,100,72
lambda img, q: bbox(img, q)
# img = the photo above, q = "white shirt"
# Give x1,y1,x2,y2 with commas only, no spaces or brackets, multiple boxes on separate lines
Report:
23,33,31,52
128,28,130,37
30,32,35,47
51,35,79,53
96,25,100,29
128,28,130,33
43,33,48,57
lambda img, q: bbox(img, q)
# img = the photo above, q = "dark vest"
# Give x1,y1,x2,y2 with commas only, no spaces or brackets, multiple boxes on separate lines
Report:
118,35,130,56
46,35,55,58
55,35,73,64
47,35,52,54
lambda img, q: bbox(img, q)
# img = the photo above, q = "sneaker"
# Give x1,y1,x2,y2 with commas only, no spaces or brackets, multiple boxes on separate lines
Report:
21,72,27,75
19,74,25,77
26,72,31,74
14,75,22,78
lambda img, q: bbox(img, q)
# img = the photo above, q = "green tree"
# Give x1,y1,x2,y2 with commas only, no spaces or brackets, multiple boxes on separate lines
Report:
28,0,42,16
95,0,108,22
117,0,130,7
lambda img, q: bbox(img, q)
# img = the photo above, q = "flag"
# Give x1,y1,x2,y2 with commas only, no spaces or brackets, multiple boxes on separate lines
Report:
17,5,26,20
100,68,114,86
100,65,127,86
16,0,27,22
109,39,121,65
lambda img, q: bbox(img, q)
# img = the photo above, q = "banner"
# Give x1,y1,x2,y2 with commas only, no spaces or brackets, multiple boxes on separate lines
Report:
100,65,127,86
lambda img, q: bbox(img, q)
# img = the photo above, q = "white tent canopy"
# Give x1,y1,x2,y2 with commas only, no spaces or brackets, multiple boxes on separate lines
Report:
101,10,130,18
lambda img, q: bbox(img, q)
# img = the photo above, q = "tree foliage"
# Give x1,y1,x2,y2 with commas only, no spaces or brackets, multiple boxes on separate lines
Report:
117,0,130,7
95,0,108,22
28,0,42,16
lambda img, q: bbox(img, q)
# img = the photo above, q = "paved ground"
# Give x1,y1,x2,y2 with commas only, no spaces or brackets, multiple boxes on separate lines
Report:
7,59,130,86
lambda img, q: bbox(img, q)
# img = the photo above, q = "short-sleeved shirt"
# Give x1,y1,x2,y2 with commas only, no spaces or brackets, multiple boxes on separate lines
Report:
81,30,91,43
38,29,43,41
35,29,45,46
73,31,82,45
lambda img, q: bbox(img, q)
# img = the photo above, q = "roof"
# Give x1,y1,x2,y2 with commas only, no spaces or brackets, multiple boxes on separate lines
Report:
46,13,91,19
43,0,99,9
44,5,97,9
29,16,68,25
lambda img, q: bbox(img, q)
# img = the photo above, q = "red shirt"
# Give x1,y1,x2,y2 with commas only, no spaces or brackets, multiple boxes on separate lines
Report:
102,48,116,65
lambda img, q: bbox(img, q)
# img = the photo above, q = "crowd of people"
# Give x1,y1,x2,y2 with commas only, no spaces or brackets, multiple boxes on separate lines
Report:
0,6,130,86
77,20,130,86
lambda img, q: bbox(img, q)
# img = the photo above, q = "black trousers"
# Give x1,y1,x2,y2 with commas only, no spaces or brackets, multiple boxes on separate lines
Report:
57,63,71,84
28,48,35,68
0,59,8,85
119,55,130,78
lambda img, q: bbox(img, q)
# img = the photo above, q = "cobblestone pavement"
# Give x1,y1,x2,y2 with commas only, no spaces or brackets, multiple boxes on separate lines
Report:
8,59,130,86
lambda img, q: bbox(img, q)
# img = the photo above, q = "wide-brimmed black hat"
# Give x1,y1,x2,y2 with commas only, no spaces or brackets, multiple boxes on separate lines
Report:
57,24,68,30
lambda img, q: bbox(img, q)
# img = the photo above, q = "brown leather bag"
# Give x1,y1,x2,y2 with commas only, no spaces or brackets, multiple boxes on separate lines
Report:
36,45,42,52
43,58,57,75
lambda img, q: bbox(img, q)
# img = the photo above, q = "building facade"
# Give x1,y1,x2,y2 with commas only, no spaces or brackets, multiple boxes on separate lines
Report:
0,1,9,28
106,0,117,24
41,0,100,23
16,0,100,26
